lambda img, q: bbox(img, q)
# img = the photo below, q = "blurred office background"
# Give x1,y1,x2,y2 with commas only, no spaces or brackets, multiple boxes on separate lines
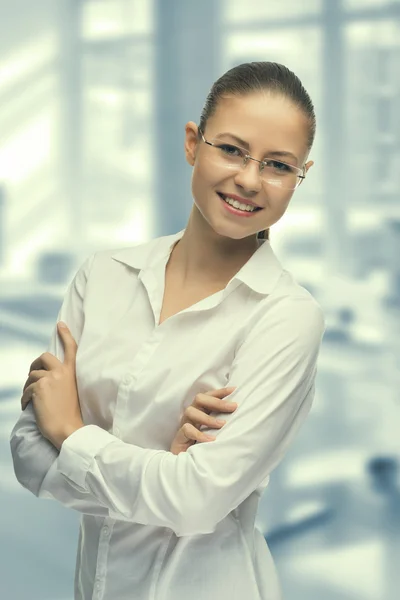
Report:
0,1,399,599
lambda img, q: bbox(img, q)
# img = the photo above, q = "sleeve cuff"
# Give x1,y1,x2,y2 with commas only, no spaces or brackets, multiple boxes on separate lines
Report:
57,425,116,491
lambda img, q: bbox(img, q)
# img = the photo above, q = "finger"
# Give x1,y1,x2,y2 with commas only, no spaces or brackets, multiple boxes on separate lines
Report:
29,352,59,373
183,405,226,429
193,392,238,413
193,388,235,410
29,356,46,373
22,369,48,393
182,423,216,444
205,387,236,397
21,384,35,411
57,322,78,367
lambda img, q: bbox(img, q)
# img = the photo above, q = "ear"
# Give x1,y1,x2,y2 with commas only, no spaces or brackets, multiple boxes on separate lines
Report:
298,159,314,186
184,121,199,166
304,160,314,174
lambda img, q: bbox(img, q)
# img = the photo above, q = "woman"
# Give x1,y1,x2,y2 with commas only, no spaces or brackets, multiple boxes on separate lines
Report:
10,62,326,600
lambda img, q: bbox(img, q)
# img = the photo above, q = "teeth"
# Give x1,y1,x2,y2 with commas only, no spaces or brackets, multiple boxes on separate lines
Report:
222,195,257,212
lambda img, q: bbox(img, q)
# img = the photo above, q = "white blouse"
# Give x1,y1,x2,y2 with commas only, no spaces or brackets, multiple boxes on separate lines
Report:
10,228,325,600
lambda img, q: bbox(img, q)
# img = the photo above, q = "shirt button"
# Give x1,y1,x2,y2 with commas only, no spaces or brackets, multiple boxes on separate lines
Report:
103,526,110,536
95,580,102,591
123,374,133,385
114,427,120,437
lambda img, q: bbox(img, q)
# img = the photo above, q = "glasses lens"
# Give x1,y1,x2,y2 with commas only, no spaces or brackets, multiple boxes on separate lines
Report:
204,140,246,169
260,160,301,190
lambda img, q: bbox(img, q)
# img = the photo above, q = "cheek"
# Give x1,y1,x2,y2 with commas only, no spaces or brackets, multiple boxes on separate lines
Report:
191,165,205,198
280,191,294,210
263,184,294,206
193,158,216,183
266,189,294,220
191,159,220,200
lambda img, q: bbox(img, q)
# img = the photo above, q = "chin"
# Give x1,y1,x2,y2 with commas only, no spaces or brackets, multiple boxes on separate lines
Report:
213,223,257,241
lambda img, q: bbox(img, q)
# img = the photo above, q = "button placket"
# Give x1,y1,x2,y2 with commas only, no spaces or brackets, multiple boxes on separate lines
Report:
93,520,113,598
93,577,104,600
113,334,161,434
113,376,132,437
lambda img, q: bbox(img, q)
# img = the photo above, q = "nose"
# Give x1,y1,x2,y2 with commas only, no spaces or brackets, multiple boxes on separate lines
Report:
233,158,262,194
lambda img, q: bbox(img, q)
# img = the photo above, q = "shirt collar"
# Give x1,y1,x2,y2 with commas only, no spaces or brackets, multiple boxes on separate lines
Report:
111,228,283,295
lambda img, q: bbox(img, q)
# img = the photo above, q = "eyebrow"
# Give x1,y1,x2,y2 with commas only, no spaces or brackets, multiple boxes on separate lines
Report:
215,132,299,166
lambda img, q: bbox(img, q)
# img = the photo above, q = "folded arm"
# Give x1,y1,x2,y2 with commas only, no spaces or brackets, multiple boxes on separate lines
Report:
51,295,326,535
9,253,110,516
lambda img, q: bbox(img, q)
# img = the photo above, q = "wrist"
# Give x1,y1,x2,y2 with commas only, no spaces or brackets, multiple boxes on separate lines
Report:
53,423,85,450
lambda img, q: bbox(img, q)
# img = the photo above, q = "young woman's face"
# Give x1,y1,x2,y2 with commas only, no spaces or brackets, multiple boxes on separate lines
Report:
184,92,314,240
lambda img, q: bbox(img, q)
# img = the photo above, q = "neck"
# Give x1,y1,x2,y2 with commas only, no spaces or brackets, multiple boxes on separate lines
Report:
170,204,261,287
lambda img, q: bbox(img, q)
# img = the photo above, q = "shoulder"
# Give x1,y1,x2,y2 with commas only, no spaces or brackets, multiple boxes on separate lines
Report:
69,237,163,295
83,232,174,277
279,270,324,321
248,268,326,346
93,236,161,268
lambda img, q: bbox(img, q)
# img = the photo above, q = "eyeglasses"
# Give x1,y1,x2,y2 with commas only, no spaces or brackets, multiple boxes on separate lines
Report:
199,130,305,191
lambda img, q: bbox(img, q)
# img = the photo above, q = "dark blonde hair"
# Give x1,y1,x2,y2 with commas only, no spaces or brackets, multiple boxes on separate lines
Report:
198,61,316,241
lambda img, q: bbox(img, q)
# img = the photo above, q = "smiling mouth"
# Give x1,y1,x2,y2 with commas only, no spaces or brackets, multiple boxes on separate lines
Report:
217,192,263,212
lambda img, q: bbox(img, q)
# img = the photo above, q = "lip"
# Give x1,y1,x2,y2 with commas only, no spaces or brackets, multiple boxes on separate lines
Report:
218,193,261,208
217,193,262,218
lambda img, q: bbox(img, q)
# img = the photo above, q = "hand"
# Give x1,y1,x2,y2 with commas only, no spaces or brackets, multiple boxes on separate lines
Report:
20,322,84,450
170,387,238,455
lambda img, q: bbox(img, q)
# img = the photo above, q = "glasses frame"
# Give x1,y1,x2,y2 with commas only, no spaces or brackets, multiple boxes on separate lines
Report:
199,129,306,190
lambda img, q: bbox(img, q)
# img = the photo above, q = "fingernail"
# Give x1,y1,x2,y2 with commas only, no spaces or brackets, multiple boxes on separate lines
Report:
58,321,67,329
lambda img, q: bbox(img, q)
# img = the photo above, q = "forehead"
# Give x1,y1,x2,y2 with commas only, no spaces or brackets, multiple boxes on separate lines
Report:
206,92,309,155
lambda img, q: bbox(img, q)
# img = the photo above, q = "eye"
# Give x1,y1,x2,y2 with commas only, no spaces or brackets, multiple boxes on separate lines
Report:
217,143,245,157
264,159,294,174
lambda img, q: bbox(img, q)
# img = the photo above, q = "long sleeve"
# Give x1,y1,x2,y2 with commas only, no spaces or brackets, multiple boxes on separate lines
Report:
54,295,326,536
9,252,110,516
